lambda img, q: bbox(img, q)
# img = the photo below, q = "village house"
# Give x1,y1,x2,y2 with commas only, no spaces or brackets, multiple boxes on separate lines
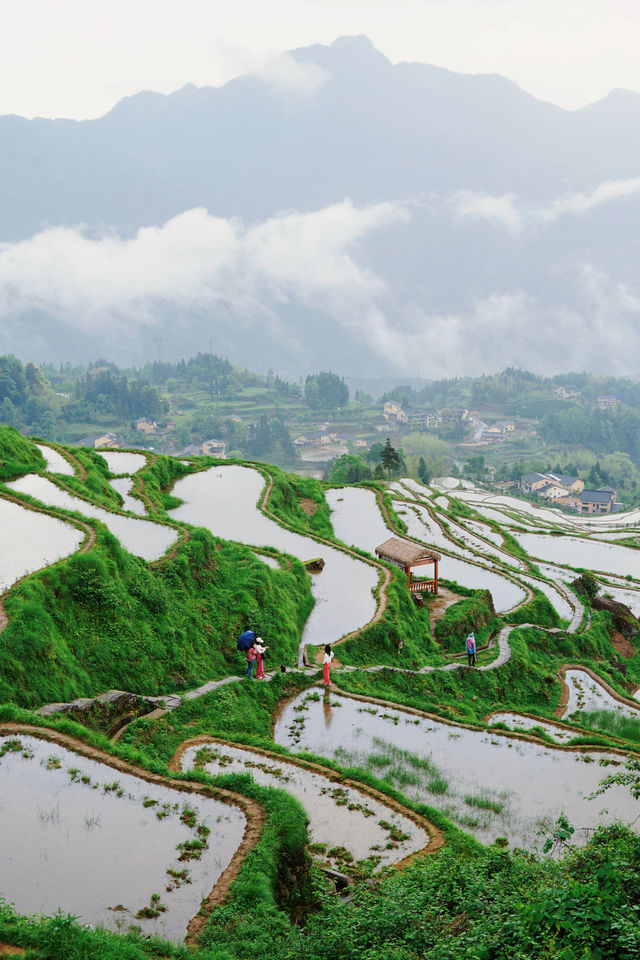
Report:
537,482,570,501
598,395,619,409
521,472,584,496
383,400,409,423
135,417,157,435
201,438,226,457
578,489,615,514
520,473,550,493
94,433,121,449
554,386,581,400
546,473,584,495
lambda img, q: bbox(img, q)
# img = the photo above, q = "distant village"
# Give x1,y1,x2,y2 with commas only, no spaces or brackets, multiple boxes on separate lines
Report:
519,471,621,515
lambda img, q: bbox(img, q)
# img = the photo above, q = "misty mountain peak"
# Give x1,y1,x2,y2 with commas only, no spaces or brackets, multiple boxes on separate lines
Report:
292,34,392,74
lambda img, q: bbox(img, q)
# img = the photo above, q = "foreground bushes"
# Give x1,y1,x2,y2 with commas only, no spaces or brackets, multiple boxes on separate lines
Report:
2,823,639,959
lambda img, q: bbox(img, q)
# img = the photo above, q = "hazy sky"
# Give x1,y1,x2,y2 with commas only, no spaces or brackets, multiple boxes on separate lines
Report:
2,0,639,119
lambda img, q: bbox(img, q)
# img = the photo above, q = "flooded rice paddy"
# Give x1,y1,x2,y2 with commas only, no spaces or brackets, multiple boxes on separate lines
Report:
181,735,428,872
99,451,147,475
327,487,526,613
169,466,377,653
0,497,84,593
511,532,640,580
109,477,146,515
0,735,246,940
489,713,577,743
35,444,75,476
275,690,637,850
563,669,640,722
6,475,177,562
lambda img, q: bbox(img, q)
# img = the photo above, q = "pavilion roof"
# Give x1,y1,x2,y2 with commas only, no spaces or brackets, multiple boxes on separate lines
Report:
375,537,441,567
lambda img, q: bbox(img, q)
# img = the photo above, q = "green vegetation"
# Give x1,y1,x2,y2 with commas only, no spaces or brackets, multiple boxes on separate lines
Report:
0,525,312,708
434,591,499,652
0,425,44,480
575,709,640,745
4,428,640,960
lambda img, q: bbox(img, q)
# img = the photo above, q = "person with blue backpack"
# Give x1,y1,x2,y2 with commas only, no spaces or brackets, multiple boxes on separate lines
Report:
245,640,257,678
237,630,258,678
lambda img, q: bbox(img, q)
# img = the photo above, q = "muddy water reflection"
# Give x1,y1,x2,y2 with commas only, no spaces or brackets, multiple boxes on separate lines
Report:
275,691,636,850
170,466,377,653
182,739,428,870
0,736,246,940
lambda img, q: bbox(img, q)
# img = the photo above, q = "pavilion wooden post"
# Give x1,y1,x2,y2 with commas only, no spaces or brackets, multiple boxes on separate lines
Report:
375,537,440,598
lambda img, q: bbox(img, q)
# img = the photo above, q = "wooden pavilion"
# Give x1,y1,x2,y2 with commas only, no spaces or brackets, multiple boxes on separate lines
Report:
375,537,440,597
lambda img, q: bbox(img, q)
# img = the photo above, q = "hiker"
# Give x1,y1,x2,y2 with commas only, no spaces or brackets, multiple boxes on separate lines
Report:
323,644,334,686
255,637,269,679
245,641,257,678
465,632,477,667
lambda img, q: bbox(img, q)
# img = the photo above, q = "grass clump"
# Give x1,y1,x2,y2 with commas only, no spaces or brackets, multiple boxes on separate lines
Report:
575,709,640,745
0,425,44,480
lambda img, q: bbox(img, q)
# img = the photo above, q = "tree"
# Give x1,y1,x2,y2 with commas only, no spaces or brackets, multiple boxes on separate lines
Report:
417,456,430,484
328,454,372,484
304,372,349,408
380,438,400,478
465,455,486,479
366,442,385,464
0,397,15,426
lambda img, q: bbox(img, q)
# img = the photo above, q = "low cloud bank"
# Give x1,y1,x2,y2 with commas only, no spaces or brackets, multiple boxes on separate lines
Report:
1,186,639,377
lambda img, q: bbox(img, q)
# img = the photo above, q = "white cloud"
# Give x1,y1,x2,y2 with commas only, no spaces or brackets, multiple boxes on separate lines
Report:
539,177,640,219
254,53,330,98
0,200,407,347
451,191,522,234
451,176,640,234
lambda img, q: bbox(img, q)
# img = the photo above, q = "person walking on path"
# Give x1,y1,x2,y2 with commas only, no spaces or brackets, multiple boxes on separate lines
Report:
465,632,477,667
255,637,269,679
245,641,257,678
323,644,334,686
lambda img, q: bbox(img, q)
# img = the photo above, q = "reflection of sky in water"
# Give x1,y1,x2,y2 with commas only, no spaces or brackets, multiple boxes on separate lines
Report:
171,466,377,650
99,451,147,474
109,477,146,515
564,669,640,720
512,532,640,579
35,443,74,475
6,475,176,561
0,497,83,592
182,741,427,869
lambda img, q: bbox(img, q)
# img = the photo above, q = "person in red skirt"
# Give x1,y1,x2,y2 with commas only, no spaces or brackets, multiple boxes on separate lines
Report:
323,644,334,686
255,637,269,679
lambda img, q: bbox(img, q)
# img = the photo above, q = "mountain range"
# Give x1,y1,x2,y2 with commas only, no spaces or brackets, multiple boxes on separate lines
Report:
2,35,640,379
